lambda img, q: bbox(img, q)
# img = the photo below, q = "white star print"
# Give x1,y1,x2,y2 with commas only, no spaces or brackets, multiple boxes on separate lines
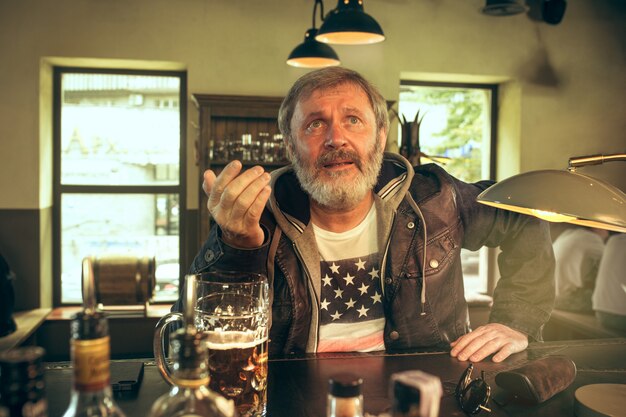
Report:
331,310,343,321
344,298,356,309
321,298,331,310
329,262,340,274
370,291,382,304
333,288,344,299
355,258,366,271
368,267,380,279
322,274,333,287
343,273,355,285
358,283,370,295
357,305,369,317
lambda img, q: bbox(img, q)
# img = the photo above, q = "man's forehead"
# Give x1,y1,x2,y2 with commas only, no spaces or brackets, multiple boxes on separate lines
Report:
295,82,372,113
302,82,366,101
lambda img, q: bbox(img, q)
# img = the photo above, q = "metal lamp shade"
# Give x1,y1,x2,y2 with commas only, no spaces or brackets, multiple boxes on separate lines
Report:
476,169,626,233
287,28,341,68
316,0,385,45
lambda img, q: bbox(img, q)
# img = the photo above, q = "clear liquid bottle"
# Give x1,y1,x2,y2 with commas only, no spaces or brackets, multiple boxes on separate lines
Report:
327,374,364,417
61,310,126,417
147,329,236,417
0,346,48,417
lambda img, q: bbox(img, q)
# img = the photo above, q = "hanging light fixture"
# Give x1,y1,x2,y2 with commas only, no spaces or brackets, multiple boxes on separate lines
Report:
316,0,385,45
287,0,341,68
477,153,626,232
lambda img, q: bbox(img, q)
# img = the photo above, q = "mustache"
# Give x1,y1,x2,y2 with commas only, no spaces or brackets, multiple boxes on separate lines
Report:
315,149,363,170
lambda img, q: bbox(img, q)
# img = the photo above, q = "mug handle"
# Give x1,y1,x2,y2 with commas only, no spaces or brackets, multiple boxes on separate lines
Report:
153,311,183,385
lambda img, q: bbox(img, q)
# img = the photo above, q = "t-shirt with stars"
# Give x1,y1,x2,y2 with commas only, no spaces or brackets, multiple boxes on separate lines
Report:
313,204,384,353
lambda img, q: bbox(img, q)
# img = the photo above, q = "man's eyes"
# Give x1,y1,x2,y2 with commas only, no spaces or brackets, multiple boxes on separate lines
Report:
348,116,360,125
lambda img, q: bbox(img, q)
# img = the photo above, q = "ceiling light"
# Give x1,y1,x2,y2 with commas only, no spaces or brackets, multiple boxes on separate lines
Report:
287,0,341,68
316,0,385,45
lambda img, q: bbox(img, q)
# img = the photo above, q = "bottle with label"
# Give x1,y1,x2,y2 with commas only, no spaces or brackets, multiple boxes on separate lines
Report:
327,374,364,417
148,328,236,417
61,310,126,417
0,346,48,417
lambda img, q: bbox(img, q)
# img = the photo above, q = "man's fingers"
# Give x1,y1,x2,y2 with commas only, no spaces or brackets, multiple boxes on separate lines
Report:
450,323,528,363
227,172,270,227
207,160,244,208
202,170,217,199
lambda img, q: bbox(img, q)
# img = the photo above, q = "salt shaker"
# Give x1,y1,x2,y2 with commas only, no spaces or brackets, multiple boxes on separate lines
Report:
327,374,364,417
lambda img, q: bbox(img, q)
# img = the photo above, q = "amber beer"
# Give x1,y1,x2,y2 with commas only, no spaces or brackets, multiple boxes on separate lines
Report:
206,331,268,417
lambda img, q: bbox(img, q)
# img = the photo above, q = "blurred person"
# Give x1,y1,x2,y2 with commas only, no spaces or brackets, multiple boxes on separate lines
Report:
592,233,626,334
180,67,555,363
552,225,608,312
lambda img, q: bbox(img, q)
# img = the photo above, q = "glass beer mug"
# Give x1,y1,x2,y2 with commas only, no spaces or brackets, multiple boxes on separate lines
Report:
154,272,270,417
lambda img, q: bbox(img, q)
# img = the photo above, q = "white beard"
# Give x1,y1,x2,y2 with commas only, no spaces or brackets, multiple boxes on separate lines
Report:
291,140,384,211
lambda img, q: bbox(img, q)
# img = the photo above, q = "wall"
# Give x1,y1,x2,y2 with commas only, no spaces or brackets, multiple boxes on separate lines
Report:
0,0,624,309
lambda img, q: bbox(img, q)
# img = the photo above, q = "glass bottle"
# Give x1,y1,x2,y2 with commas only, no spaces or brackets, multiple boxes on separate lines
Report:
148,328,236,417
327,374,364,417
0,346,48,417
61,310,126,417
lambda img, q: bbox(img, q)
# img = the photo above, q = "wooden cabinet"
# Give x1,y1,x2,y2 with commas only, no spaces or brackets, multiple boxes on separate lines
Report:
192,94,287,245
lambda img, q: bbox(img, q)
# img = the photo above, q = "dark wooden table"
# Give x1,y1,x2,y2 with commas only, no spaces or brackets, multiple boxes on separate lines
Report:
44,338,626,416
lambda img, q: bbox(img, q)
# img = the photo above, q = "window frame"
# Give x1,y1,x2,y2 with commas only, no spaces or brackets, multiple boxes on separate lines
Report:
52,67,187,306
399,79,499,294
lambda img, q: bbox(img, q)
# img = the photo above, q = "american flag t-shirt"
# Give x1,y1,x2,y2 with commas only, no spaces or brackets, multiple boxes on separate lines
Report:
314,205,385,352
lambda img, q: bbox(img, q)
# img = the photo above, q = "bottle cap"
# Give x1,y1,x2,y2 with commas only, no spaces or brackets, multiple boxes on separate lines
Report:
329,373,363,398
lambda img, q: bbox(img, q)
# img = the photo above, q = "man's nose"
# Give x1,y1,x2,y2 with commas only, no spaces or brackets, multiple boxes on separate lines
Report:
324,123,347,148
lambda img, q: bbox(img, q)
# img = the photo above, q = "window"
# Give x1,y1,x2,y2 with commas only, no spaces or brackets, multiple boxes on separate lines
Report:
53,69,186,305
398,81,497,295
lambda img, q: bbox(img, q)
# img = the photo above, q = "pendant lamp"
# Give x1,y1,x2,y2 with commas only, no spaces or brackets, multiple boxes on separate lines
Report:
316,0,385,45
287,0,341,68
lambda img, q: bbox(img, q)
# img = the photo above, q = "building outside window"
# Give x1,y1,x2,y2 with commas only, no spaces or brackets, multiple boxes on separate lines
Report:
54,69,186,305
398,81,497,295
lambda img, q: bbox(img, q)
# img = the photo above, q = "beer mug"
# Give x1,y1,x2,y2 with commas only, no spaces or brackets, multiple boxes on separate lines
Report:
154,272,270,417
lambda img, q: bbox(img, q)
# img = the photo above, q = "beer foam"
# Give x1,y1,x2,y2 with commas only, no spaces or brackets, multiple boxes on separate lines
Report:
205,331,268,350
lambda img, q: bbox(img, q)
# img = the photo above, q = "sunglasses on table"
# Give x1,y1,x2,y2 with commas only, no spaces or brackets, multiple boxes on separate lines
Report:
456,364,491,415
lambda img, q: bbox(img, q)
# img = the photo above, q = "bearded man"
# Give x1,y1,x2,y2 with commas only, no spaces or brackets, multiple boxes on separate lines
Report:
185,67,555,362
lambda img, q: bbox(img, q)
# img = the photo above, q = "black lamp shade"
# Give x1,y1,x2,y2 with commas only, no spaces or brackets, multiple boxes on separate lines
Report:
316,0,385,45
287,28,341,68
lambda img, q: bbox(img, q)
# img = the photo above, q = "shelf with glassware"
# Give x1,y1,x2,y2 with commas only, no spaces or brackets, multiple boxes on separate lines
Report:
192,94,288,247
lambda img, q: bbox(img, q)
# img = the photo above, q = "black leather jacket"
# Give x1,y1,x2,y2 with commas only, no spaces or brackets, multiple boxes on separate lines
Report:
188,153,555,356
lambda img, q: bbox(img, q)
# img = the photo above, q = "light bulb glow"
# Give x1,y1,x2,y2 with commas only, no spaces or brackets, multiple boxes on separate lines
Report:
529,209,577,223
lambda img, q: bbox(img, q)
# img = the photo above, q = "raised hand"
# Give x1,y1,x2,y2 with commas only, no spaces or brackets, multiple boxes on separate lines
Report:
203,160,272,248
449,323,529,363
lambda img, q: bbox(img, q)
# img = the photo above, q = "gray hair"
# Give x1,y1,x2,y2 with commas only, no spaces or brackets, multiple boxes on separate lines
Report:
278,67,389,144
